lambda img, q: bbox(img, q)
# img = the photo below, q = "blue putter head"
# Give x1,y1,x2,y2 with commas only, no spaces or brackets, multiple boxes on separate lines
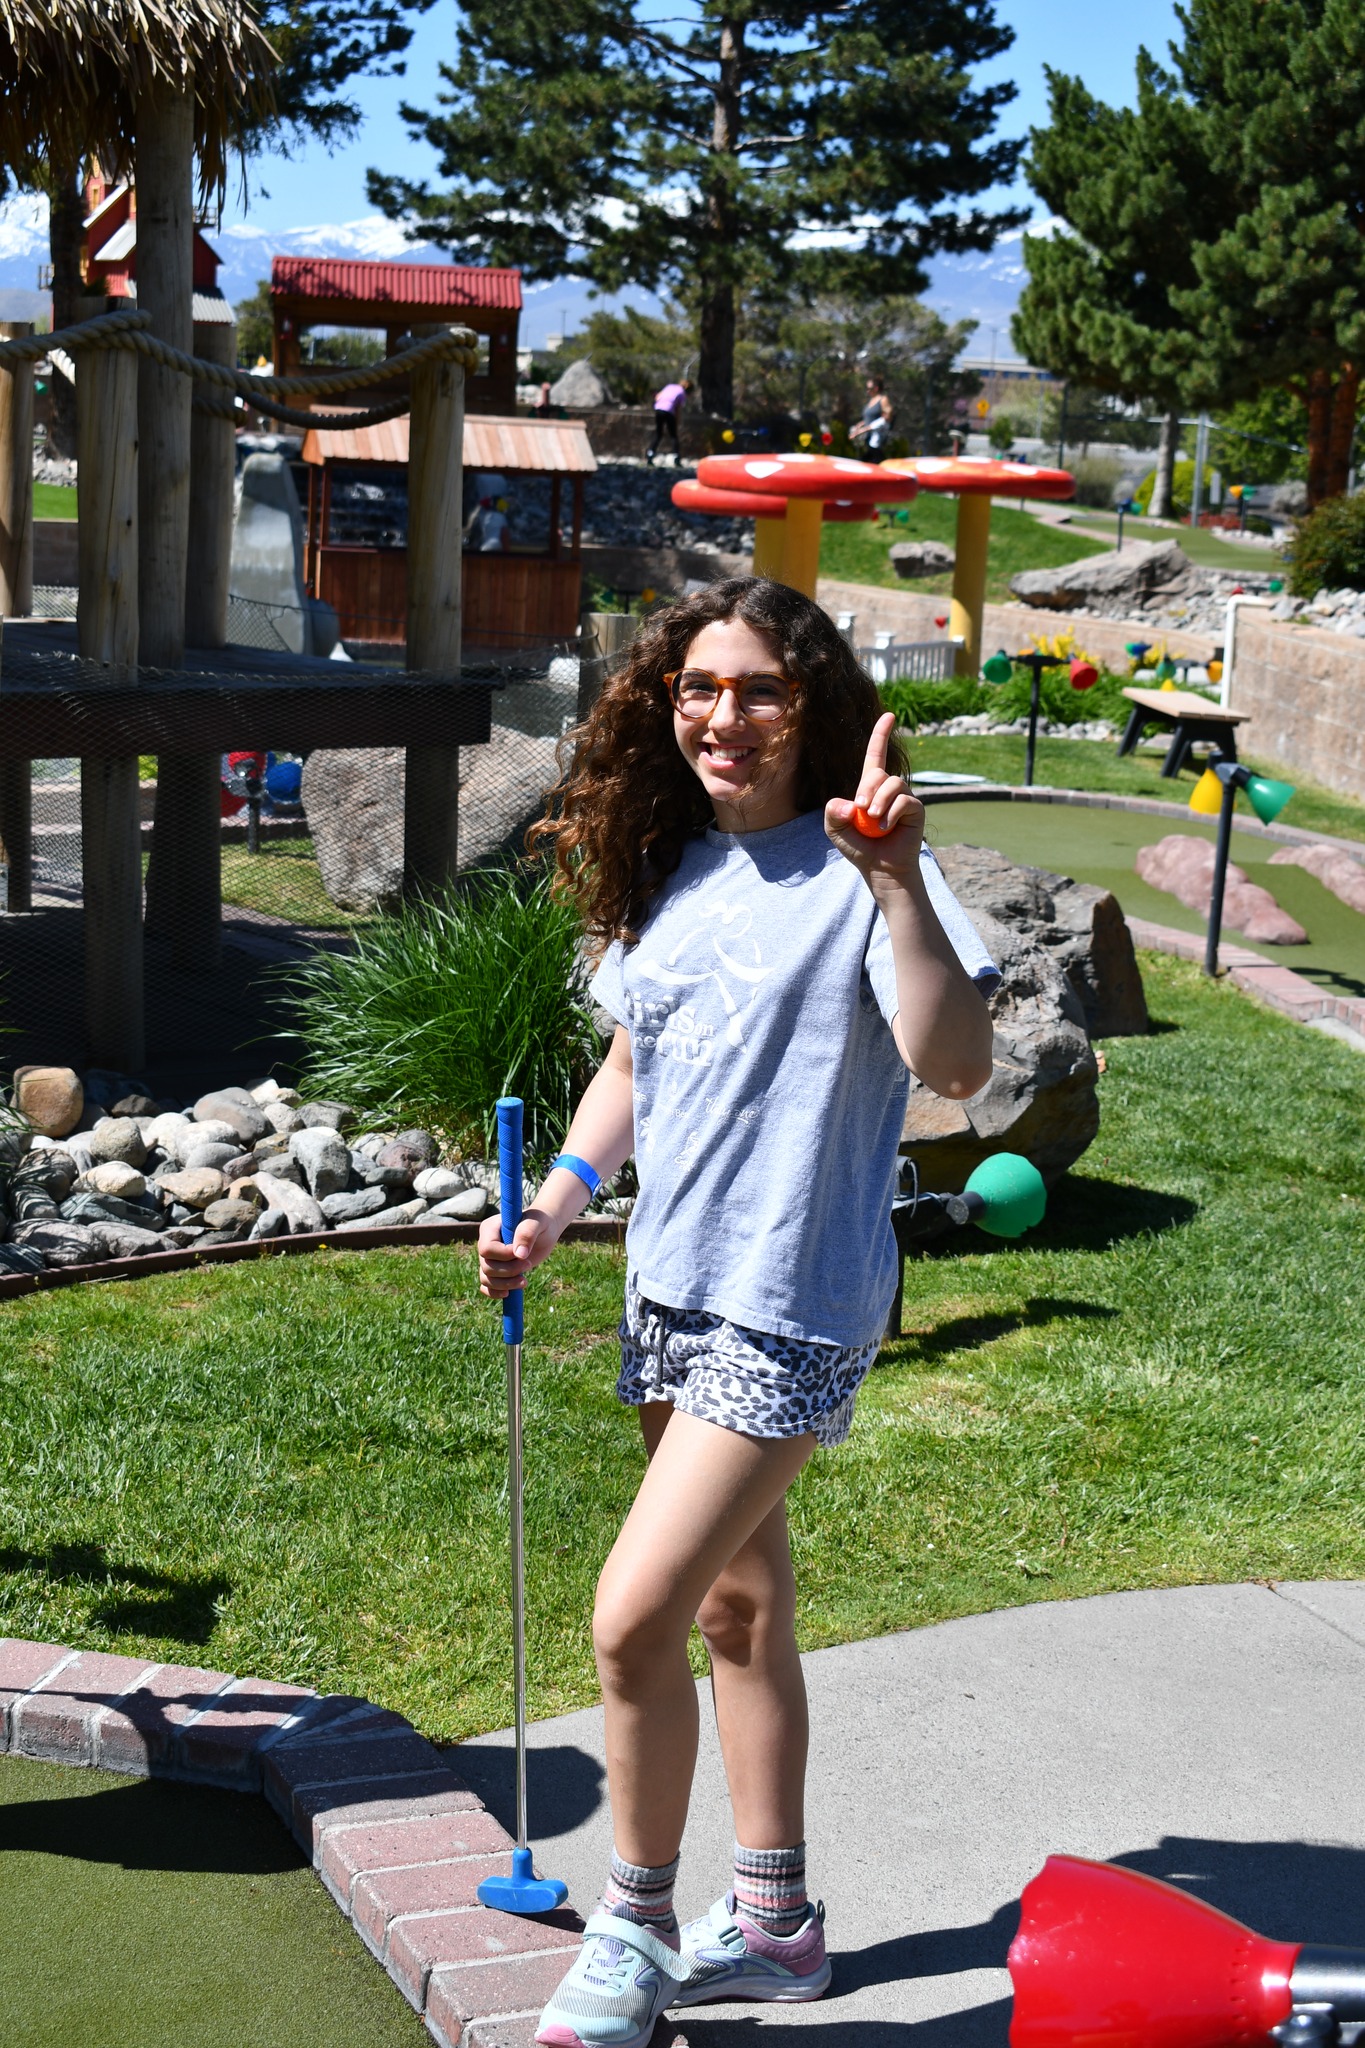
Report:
477,1845,569,1915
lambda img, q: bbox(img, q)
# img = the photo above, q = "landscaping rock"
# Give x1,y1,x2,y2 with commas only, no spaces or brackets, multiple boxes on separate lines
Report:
0,1242,48,1274
182,1142,240,1173
112,1094,160,1118
161,1226,207,1248
1135,835,1309,943
248,1078,300,1106
1010,538,1197,612
377,1140,428,1182
22,1151,77,1201
14,1066,84,1137
301,749,404,913
203,1198,263,1232
550,356,609,408
393,1129,439,1167
62,1192,164,1231
332,1196,428,1232
298,1101,356,1133
933,844,1149,1039
90,1220,164,1259
413,1166,464,1204
320,1186,387,1224
254,1133,291,1158
889,539,956,579
351,1134,389,1159
289,1127,351,1200
901,910,1099,1189
146,1112,192,1157
250,1174,324,1234
223,1180,267,1213
175,1117,238,1155
11,1185,59,1223
192,1089,269,1146
82,1160,147,1201
262,1102,303,1135
349,1155,411,1190
195,1225,251,1247
11,1219,105,1266
1268,842,1365,913
426,1187,491,1221
87,1117,149,1168
157,1168,227,1211
250,1206,291,1241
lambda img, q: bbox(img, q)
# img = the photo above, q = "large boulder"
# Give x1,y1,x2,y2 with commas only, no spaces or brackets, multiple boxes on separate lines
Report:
932,843,1149,1038
14,1066,84,1137
1136,835,1308,943
889,539,956,579
302,729,561,913
901,910,1099,1189
1009,538,1196,612
549,358,609,409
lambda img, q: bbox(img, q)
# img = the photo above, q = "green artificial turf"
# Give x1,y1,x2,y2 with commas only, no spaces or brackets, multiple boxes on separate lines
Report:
0,1754,418,2048
922,796,1365,998
33,483,77,521
905,731,1365,848
0,957,1362,1741
819,494,1110,600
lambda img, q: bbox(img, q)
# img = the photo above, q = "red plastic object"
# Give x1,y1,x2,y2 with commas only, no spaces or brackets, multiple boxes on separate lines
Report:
882,454,1075,500
1008,1855,1299,2048
1069,659,1099,690
696,452,918,504
671,479,874,523
852,805,893,838
934,614,949,628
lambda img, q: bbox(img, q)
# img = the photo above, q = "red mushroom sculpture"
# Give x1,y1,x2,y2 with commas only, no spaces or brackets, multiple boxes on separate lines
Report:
672,478,881,581
693,452,918,596
880,456,1074,675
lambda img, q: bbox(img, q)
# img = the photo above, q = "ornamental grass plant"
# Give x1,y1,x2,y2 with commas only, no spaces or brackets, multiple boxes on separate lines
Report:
279,865,603,1164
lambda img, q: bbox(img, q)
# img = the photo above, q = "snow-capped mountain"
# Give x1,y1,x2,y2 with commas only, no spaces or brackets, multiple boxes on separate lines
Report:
0,190,1054,360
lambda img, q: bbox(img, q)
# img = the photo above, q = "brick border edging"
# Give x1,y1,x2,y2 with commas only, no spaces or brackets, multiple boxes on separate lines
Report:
1125,915,1365,1041
0,1635,606,2048
0,1214,627,1302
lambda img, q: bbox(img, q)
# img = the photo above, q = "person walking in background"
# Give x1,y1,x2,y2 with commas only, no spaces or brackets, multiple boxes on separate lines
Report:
646,377,694,465
849,376,894,457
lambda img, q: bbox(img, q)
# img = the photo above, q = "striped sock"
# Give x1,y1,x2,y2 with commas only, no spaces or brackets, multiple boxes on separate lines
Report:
602,1849,680,1942
733,1840,810,1938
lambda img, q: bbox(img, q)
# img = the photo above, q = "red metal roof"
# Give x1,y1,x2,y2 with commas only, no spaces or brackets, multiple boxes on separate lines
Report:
271,256,522,312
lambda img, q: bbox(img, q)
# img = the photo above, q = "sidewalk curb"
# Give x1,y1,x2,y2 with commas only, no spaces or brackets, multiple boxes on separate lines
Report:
0,1635,653,2048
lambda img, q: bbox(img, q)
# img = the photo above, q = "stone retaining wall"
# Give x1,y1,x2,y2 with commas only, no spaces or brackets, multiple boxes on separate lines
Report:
815,578,1217,666
1232,610,1365,803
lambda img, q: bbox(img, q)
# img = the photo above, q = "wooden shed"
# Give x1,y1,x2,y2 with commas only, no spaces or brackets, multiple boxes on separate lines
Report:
300,412,597,654
272,256,521,415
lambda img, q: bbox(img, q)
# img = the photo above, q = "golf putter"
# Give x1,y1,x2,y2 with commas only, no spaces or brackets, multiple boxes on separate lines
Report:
476,1097,569,1916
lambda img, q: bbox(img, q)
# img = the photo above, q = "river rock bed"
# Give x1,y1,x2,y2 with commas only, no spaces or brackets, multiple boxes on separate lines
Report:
0,1069,558,1276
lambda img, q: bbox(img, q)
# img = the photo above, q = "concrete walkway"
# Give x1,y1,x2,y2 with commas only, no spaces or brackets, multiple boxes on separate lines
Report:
453,1583,1365,2046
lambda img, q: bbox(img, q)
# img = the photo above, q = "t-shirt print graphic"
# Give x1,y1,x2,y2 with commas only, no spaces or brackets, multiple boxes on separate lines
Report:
636,893,773,1055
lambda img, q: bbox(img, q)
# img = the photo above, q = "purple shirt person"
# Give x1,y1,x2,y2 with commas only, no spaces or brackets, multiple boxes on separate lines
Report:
647,377,694,465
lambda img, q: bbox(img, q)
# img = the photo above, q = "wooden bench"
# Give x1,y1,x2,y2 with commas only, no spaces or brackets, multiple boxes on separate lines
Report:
1116,686,1250,778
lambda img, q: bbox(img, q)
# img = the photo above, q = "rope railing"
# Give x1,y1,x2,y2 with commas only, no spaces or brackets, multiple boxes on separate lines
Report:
0,308,479,430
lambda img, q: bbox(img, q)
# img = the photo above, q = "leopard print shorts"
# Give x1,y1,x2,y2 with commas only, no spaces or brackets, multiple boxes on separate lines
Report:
617,1274,880,1449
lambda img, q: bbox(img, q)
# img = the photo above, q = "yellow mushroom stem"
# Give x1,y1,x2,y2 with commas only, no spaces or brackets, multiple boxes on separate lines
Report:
752,516,785,579
778,497,824,598
948,492,993,677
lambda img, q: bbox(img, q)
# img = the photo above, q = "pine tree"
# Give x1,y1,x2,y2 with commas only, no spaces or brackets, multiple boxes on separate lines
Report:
367,1,1026,418
1010,58,1216,516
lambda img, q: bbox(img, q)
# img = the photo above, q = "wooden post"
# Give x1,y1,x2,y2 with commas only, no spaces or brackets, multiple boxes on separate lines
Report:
0,321,35,909
75,296,144,1072
146,316,236,973
404,348,465,897
549,474,561,561
135,76,194,669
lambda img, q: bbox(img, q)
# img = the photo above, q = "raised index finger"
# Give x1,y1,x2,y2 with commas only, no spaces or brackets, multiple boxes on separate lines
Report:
860,710,895,791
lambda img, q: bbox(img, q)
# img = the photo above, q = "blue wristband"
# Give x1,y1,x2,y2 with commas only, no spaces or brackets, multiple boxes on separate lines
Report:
549,1152,603,1198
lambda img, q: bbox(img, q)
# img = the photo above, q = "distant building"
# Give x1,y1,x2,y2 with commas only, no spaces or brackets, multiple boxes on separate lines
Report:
955,356,1062,434
270,257,522,416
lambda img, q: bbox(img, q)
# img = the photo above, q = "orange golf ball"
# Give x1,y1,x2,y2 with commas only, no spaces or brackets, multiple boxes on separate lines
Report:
853,804,893,838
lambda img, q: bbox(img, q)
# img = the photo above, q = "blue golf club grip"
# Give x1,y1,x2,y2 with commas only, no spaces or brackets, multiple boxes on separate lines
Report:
496,1097,524,1346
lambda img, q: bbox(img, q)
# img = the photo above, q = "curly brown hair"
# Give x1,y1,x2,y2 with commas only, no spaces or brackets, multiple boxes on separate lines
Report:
529,576,906,952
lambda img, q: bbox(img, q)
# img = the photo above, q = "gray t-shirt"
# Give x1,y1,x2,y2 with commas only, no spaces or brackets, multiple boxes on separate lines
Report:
590,810,998,1348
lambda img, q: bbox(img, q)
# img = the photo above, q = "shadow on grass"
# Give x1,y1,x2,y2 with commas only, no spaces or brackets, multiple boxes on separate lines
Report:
679,1838,1365,2048
0,1542,229,1645
890,1296,1118,1362
447,1740,605,1842
1024,1176,1199,1252
0,1770,300,1875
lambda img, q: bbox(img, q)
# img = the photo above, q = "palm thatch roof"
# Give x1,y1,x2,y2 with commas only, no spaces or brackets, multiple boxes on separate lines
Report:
0,0,277,194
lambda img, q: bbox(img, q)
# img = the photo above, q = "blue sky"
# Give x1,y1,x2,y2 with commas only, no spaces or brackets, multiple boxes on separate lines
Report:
221,0,1183,350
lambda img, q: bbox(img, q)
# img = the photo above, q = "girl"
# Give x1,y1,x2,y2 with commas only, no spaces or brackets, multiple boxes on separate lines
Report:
478,578,997,2048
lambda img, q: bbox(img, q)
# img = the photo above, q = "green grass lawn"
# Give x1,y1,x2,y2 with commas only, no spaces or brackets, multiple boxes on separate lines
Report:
820,495,1110,601
33,483,76,520
220,837,371,931
907,730,1365,847
0,1754,417,2047
1067,508,1288,574
1,955,1362,1742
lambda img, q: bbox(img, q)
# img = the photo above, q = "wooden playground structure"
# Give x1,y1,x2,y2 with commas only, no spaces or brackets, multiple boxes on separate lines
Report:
0,1,490,1078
